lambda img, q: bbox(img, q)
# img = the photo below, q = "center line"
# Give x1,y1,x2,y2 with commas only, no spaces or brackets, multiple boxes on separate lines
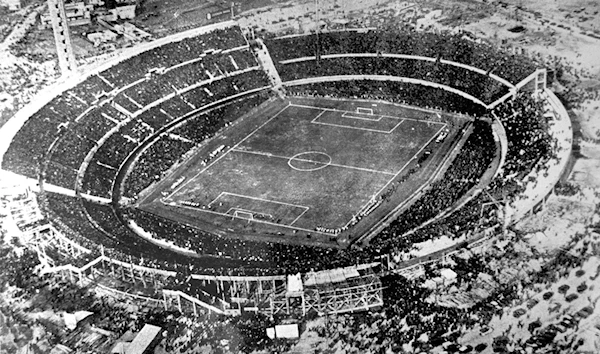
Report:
231,149,396,176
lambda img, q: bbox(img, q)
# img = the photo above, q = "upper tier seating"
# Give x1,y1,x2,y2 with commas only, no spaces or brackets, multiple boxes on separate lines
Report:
278,56,509,103
266,30,538,84
288,80,488,116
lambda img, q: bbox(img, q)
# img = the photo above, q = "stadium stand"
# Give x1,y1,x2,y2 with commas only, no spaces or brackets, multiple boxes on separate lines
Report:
266,29,538,84
50,130,95,170
99,26,248,87
493,93,553,178
72,107,117,141
3,24,555,281
139,107,176,130
2,26,254,181
41,192,120,250
278,57,509,103
288,80,488,116
2,117,61,178
394,94,553,253
82,161,116,198
44,161,78,190
70,74,114,103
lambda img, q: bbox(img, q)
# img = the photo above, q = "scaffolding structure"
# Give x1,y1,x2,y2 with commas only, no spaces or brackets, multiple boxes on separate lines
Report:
33,225,384,318
251,264,384,317
23,205,384,319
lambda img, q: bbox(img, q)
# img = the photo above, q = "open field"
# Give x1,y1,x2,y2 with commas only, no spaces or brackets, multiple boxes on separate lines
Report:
140,96,463,247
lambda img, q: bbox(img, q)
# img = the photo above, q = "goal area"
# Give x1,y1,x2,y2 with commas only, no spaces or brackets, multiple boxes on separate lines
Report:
233,210,254,221
356,107,374,115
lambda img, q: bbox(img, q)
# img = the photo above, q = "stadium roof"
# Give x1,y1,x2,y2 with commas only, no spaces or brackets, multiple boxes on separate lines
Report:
63,311,94,330
266,324,299,339
126,324,162,354
440,268,458,281
287,273,303,293
303,263,378,287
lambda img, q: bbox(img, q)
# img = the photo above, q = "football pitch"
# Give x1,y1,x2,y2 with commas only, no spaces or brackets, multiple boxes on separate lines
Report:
162,100,447,235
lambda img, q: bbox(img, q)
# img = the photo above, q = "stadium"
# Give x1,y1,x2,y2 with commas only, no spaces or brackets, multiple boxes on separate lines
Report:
0,20,571,317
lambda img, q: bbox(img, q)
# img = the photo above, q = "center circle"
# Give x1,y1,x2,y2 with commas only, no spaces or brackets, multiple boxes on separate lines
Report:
287,151,332,171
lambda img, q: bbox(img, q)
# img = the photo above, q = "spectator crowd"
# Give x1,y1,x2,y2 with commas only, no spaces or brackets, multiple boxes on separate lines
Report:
278,56,509,104
266,28,539,85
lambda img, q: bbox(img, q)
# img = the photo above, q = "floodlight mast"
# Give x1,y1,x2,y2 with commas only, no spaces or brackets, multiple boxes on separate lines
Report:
47,0,77,76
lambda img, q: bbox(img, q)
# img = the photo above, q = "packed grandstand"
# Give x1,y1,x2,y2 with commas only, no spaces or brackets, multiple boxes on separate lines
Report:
0,21,561,309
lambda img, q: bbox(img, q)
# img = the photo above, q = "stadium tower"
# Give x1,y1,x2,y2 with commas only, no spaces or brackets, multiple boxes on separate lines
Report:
46,0,77,75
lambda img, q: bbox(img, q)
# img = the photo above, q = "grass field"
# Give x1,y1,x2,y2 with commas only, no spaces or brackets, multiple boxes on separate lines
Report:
163,100,446,233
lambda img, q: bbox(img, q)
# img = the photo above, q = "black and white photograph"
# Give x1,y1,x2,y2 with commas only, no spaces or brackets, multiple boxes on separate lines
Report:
0,0,599,352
